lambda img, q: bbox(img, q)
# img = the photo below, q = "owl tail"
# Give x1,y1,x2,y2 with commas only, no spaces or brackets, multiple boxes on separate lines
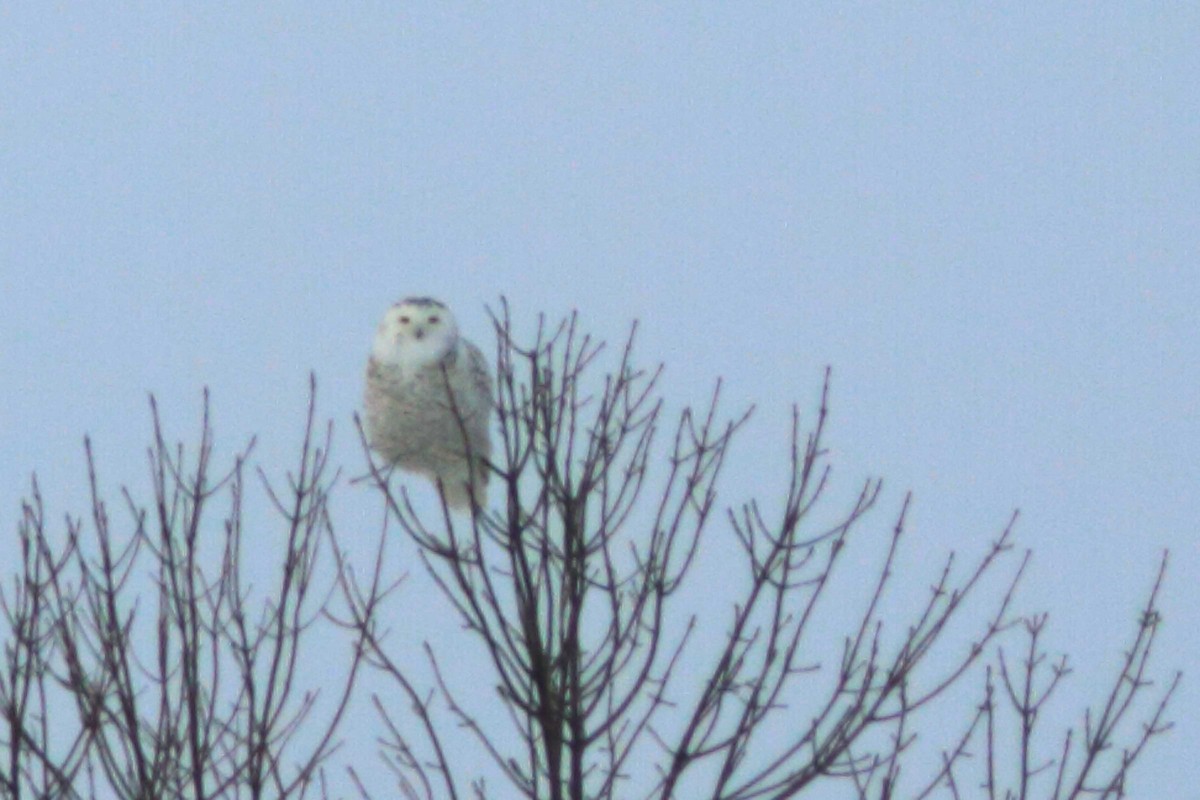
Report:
435,463,488,510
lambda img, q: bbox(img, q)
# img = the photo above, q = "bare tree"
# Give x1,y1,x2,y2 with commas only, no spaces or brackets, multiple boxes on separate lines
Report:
1,305,1179,800
336,302,1180,800
913,554,1180,800
1,380,365,799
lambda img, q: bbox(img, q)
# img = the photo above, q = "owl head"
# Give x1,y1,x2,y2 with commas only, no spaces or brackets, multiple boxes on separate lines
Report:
372,296,460,370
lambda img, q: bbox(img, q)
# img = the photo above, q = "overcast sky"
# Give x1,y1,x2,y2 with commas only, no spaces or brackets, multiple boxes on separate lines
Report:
2,5,1196,797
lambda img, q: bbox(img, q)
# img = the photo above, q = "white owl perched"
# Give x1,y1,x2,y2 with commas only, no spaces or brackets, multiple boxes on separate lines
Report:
364,297,493,509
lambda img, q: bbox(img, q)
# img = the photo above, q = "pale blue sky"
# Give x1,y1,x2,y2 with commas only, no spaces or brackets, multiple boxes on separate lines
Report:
2,5,1196,796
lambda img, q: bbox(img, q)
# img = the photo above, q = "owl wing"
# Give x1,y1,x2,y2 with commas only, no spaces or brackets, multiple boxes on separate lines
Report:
446,338,493,474
461,338,494,416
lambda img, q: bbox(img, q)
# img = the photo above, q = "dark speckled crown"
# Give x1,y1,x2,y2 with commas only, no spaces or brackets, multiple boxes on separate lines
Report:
397,296,447,309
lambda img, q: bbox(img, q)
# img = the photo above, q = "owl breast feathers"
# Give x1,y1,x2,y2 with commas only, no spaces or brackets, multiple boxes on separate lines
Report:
364,297,493,509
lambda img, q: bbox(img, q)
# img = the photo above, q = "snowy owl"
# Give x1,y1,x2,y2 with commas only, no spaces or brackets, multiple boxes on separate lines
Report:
364,297,493,509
